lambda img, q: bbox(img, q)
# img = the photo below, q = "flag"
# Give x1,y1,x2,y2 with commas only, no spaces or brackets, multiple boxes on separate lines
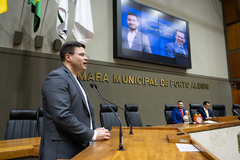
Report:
55,0,94,44
28,0,41,32
56,0,69,42
72,0,94,44
0,0,7,14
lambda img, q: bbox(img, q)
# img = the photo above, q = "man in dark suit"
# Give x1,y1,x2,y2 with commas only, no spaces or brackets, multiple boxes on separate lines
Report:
122,12,152,53
197,101,213,120
39,41,111,160
172,100,186,124
165,30,188,58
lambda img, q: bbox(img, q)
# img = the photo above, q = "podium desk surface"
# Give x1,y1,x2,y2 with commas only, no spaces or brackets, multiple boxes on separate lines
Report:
1,116,239,160
72,127,218,160
0,137,40,160
160,116,240,133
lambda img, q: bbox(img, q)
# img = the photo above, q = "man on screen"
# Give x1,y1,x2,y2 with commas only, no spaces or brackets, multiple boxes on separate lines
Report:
122,12,152,53
165,30,188,58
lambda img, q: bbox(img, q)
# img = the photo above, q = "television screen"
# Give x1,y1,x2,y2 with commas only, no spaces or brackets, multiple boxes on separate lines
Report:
113,0,192,69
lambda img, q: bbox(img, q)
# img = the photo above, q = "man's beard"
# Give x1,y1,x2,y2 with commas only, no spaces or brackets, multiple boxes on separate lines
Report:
129,26,137,31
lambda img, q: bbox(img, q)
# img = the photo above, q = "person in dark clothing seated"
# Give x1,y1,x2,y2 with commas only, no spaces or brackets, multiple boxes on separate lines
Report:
172,100,186,124
197,101,213,120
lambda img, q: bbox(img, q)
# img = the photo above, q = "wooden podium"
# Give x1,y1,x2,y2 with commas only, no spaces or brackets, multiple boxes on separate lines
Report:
72,127,218,160
0,137,40,159
210,115,238,122
2,116,240,159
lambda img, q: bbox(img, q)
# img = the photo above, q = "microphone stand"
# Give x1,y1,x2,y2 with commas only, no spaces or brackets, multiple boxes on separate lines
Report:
91,84,124,151
103,98,133,135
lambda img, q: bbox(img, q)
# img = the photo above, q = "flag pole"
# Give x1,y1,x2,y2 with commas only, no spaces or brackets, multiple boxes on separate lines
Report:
40,0,49,35
18,0,26,31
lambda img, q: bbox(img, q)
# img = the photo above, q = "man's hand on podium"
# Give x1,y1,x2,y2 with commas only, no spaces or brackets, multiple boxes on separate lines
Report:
95,127,111,141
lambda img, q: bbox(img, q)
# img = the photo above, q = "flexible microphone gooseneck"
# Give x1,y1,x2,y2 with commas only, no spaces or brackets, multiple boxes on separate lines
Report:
90,83,124,151
103,98,133,135
91,84,133,134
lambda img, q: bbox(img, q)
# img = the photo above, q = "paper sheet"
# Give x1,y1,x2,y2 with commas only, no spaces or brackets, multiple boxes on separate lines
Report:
175,143,199,152
203,120,218,124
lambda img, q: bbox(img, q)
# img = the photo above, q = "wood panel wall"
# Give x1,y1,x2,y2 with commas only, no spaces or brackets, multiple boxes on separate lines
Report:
231,83,240,104
226,23,240,51
229,51,240,78
223,0,240,104
224,0,239,24
224,0,240,79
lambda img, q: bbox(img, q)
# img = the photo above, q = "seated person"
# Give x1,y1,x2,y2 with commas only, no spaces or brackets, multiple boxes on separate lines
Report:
172,100,186,124
197,101,213,120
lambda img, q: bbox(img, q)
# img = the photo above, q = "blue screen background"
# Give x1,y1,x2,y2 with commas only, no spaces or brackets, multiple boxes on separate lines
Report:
121,4,188,57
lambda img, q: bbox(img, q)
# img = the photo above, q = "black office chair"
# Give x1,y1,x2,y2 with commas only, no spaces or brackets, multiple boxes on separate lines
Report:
100,104,121,130
189,104,202,122
232,104,240,119
164,104,177,124
5,109,38,140
212,104,226,117
124,104,142,127
37,107,43,137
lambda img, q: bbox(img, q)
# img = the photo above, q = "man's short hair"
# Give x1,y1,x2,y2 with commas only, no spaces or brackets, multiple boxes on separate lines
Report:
178,100,183,104
60,41,85,62
203,101,210,106
175,30,185,36
127,12,138,20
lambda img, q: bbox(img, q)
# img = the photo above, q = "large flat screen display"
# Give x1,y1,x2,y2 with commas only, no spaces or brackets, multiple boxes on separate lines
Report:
113,0,191,69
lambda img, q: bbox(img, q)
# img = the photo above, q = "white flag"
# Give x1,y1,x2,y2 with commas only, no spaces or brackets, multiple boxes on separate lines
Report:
55,0,94,44
56,0,69,42
72,0,94,44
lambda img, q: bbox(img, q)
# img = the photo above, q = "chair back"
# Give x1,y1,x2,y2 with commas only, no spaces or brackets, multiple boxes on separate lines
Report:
100,104,120,130
5,109,37,140
124,104,142,127
189,104,202,122
232,104,240,119
37,107,43,137
212,104,226,117
164,104,177,124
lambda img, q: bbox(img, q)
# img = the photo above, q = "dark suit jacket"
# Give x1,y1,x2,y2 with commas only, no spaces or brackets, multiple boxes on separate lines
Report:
197,107,213,120
165,41,188,58
172,108,186,124
39,65,98,160
122,29,152,53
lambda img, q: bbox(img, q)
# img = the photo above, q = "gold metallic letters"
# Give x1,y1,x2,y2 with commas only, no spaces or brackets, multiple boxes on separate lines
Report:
78,72,209,90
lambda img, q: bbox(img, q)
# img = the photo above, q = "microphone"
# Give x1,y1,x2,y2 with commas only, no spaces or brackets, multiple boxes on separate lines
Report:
91,84,133,135
90,83,124,151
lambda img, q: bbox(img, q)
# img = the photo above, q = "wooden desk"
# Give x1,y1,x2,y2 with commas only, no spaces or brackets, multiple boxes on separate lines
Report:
72,127,218,160
160,116,240,133
0,137,40,160
0,116,239,160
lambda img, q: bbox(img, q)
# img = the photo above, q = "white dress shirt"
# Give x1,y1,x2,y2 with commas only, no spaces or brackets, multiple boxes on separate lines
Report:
73,74,97,141
128,29,138,48
204,107,209,118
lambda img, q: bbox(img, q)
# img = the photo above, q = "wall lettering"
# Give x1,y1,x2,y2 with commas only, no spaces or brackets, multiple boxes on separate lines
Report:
78,72,209,90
